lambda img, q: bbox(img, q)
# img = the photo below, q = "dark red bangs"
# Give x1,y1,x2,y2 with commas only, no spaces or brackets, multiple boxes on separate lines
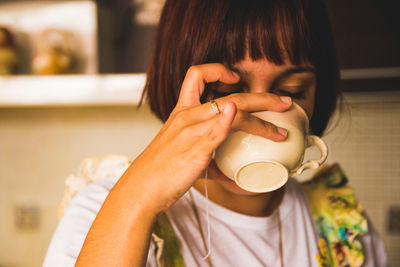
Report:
213,0,311,67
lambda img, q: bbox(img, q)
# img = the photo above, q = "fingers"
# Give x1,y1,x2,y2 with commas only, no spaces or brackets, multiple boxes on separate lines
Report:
172,93,291,142
188,92,292,119
230,111,288,141
177,64,240,107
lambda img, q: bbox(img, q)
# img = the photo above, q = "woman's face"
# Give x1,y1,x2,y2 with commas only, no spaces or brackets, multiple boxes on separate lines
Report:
208,55,316,196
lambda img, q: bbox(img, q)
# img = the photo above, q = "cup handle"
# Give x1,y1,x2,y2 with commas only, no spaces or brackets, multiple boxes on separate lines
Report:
295,135,328,175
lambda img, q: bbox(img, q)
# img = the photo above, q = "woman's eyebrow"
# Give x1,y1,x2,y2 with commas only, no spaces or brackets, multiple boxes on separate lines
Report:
275,66,315,82
229,66,250,80
228,65,315,87
229,65,314,78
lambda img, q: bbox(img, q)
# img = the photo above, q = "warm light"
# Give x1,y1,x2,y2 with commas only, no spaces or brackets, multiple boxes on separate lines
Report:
0,74,146,107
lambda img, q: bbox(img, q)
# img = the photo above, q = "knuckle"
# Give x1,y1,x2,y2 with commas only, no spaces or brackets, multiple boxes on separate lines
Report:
169,108,179,118
205,127,221,142
266,93,285,107
179,126,192,138
187,65,202,78
226,93,240,103
172,110,187,127
264,121,278,133
271,94,283,104
227,93,246,109
227,93,240,101
264,91,276,98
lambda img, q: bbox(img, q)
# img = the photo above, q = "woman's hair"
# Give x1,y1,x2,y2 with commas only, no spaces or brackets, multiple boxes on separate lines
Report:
143,0,341,136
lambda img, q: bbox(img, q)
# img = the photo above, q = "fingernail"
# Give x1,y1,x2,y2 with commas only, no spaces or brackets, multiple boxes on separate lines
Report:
277,127,288,137
280,96,292,104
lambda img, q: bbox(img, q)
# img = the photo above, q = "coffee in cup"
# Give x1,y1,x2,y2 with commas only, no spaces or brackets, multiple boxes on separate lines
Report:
214,103,328,192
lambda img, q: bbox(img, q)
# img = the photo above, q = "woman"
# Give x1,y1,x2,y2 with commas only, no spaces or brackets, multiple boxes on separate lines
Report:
44,0,388,266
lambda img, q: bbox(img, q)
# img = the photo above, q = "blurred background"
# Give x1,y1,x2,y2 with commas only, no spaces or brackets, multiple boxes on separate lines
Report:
0,0,399,266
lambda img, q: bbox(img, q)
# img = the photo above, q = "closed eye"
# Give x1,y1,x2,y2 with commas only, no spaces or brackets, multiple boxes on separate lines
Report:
269,70,315,100
273,87,307,99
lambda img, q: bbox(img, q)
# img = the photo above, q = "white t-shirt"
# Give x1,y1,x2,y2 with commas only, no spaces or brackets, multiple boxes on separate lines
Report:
43,174,388,267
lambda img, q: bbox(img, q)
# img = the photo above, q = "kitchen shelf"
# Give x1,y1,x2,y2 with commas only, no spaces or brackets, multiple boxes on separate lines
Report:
0,74,146,107
1,74,400,108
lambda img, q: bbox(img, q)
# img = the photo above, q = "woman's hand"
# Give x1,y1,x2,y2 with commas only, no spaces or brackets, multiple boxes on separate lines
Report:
128,63,292,213
76,63,292,266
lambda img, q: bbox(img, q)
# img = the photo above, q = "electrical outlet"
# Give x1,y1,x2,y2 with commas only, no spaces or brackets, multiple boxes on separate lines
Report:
14,204,40,231
388,206,400,234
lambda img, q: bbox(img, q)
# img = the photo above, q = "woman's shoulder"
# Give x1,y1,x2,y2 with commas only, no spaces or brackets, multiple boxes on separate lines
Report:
43,155,132,266
58,154,131,217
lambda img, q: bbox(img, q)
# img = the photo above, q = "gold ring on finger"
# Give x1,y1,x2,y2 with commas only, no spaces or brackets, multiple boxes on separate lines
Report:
210,100,220,115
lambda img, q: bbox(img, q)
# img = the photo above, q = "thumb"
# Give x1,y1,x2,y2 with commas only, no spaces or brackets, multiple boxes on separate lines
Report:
219,101,236,130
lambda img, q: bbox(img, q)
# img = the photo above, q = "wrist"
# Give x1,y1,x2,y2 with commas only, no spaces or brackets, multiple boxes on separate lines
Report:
117,164,173,218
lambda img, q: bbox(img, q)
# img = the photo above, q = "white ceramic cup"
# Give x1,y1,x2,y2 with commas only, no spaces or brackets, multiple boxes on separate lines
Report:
214,103,328,193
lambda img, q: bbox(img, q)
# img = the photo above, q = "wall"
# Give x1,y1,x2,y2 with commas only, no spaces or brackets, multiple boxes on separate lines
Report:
323,95,400,266
0,105,162,266
0,93,399,266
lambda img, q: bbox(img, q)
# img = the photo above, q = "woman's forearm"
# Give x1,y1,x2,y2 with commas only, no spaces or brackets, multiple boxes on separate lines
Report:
75,166,161,267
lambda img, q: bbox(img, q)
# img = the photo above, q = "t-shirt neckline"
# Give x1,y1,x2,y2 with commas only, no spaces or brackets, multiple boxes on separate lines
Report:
187,179,295,231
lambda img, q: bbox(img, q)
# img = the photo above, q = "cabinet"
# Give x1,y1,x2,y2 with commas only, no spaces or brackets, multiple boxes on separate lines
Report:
326,0,400,91
0,0,152,107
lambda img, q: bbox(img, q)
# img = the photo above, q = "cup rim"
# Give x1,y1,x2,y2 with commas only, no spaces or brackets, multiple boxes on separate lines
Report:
233,160,289,193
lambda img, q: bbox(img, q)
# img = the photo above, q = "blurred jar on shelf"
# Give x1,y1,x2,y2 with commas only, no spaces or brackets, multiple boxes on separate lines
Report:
32,28,77,75
0,26,18,75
